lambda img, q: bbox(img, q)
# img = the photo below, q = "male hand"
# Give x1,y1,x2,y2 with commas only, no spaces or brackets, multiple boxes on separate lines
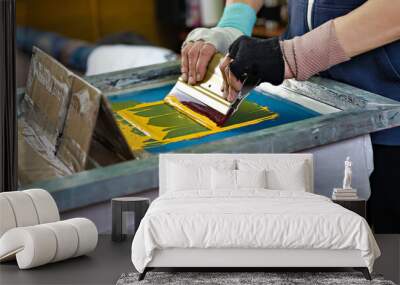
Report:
181,41,217,85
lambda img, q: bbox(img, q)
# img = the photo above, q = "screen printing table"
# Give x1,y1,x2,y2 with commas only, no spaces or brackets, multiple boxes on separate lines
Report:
19,60,400,212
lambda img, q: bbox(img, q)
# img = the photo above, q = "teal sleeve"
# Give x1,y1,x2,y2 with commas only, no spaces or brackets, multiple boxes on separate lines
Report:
217,3,257,36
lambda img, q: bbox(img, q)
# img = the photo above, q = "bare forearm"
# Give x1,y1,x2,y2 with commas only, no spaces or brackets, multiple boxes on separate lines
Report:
334,0,400,58
226,0,264,12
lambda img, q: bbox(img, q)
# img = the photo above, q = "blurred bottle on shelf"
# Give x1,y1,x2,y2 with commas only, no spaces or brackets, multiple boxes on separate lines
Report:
199,0,224,27
185,0,202,28
263,0,280,32
254,0,288,38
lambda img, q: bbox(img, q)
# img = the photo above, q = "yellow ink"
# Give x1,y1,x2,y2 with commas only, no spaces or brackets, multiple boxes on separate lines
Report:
116,98,278,151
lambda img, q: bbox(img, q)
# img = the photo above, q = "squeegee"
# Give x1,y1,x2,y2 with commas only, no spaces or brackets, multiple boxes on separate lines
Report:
164,54,255,128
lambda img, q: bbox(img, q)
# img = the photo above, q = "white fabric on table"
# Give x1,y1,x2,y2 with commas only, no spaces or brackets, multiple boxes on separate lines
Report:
131,190,380,273
86,45,176,76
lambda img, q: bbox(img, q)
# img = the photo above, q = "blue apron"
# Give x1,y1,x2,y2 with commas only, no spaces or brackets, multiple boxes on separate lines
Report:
284,0,400,145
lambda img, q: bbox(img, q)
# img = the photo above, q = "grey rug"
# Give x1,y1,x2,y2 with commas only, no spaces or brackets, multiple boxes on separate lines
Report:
117,272,396,285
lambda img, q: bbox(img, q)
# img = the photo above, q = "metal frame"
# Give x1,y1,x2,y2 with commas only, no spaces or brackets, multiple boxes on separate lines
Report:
19,61,400,211
0,0,17,192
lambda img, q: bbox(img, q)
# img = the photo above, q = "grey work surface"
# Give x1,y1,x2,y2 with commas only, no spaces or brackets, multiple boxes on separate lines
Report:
0,235,133,285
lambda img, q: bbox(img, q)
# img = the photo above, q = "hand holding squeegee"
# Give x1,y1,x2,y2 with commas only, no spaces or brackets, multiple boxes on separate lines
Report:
164,53,256,128
166,36,286,129
220,36,285,104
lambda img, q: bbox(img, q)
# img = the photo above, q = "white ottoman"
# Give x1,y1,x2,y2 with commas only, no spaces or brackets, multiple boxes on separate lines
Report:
0,189,98,269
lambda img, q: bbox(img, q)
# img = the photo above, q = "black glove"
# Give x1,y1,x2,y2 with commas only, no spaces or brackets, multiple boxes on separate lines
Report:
228,36,285,86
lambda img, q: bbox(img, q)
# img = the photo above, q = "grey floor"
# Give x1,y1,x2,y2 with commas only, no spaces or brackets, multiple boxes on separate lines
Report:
0,235,133,285
374,234,400,284
1,234,399,285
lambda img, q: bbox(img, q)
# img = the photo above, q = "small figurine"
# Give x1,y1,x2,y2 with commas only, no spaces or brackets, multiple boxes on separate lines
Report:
342,156,352,190
332,157,357,200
